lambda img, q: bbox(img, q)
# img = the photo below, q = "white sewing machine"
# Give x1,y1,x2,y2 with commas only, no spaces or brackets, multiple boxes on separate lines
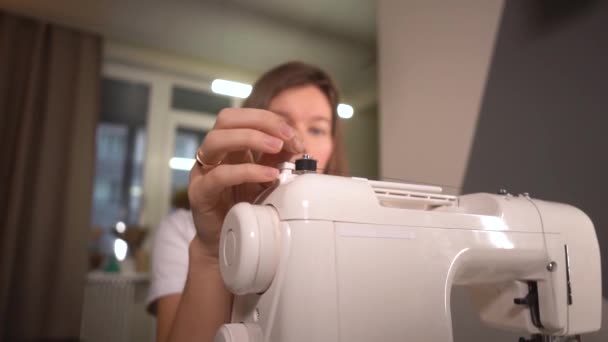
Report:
214,157,602,342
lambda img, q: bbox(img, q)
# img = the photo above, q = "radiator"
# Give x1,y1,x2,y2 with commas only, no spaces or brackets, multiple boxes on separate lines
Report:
80,272,155,342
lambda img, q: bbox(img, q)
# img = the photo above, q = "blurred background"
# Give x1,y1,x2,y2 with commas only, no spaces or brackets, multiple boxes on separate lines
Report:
0,0,606,341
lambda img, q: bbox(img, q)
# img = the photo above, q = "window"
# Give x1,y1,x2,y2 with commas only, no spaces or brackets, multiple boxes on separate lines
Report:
172,85,231,114
169,127,207,209
92,78,149,255
90,63,237,261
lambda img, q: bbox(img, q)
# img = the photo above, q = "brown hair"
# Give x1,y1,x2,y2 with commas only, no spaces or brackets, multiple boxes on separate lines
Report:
242,61,348,175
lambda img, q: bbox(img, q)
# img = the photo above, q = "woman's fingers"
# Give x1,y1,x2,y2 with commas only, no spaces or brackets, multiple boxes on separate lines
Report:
193,163,279,204
215,108,289,136
214,108,305,154
256,149,298,169
200,129,285,165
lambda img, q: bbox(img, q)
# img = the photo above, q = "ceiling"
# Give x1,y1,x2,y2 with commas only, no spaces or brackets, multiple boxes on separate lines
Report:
0,0,377,107
224,0,376,46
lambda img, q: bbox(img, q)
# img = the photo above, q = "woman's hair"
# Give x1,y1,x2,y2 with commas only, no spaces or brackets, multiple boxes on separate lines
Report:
242,61,348,176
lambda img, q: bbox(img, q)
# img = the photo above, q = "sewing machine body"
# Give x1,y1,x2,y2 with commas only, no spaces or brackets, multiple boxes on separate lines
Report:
215,172,601,342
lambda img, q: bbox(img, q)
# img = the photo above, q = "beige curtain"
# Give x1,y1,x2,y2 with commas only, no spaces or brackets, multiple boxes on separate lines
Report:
0,11,101,341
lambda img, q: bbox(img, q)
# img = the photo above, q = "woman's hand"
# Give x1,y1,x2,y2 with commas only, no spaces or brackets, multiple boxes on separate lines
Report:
188,108,304,259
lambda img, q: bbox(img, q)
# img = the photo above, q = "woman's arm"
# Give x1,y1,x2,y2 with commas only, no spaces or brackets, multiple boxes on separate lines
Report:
157,108,302,341
162,238,233,342
156,294,180,342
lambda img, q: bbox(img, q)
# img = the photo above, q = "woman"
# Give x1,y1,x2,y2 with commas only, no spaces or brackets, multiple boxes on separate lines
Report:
148,61,348,342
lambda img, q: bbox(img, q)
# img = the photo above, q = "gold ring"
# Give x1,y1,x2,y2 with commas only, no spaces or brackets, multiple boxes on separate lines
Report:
195,149,223,169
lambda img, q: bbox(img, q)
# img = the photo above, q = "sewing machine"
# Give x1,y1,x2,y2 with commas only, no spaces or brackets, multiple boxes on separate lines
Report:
214,157,602,342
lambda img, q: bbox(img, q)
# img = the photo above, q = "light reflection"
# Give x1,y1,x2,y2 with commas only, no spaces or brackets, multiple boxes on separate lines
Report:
337,103,354,119
129,186,142,197
478,216,514,249
479,215,509,231
114,238,128,261
211,79,252,98
445,248,470,311
488,232,514,249
169,157,195,171
115,221,126,233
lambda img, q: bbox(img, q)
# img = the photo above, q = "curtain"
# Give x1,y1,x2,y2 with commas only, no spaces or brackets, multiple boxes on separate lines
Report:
0,11,101,341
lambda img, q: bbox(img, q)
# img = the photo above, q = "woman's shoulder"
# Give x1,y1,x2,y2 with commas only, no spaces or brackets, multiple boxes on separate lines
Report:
157,208,196,242
148,209,195,313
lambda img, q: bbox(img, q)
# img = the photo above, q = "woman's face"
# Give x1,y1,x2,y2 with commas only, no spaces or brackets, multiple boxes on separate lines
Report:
267,84,334,170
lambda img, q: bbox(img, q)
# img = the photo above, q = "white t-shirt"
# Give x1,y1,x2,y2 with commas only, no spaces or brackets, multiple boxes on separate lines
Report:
147,209,196,314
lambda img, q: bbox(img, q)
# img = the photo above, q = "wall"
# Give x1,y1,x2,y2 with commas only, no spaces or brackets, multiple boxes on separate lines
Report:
378,0,504,194
462,0,608,296
379,0,607,340
104,40,260,86
460,1,608,340
0,0,375,103
342,105,379,179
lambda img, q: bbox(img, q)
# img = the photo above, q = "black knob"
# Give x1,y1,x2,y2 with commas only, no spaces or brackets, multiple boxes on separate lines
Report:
514,297,529,305
295,154,317,173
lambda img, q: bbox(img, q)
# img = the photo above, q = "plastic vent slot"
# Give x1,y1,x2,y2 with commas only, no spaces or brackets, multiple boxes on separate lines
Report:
369,180,457,210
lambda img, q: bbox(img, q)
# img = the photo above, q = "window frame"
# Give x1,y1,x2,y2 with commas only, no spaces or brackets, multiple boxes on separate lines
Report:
101,62,239,232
